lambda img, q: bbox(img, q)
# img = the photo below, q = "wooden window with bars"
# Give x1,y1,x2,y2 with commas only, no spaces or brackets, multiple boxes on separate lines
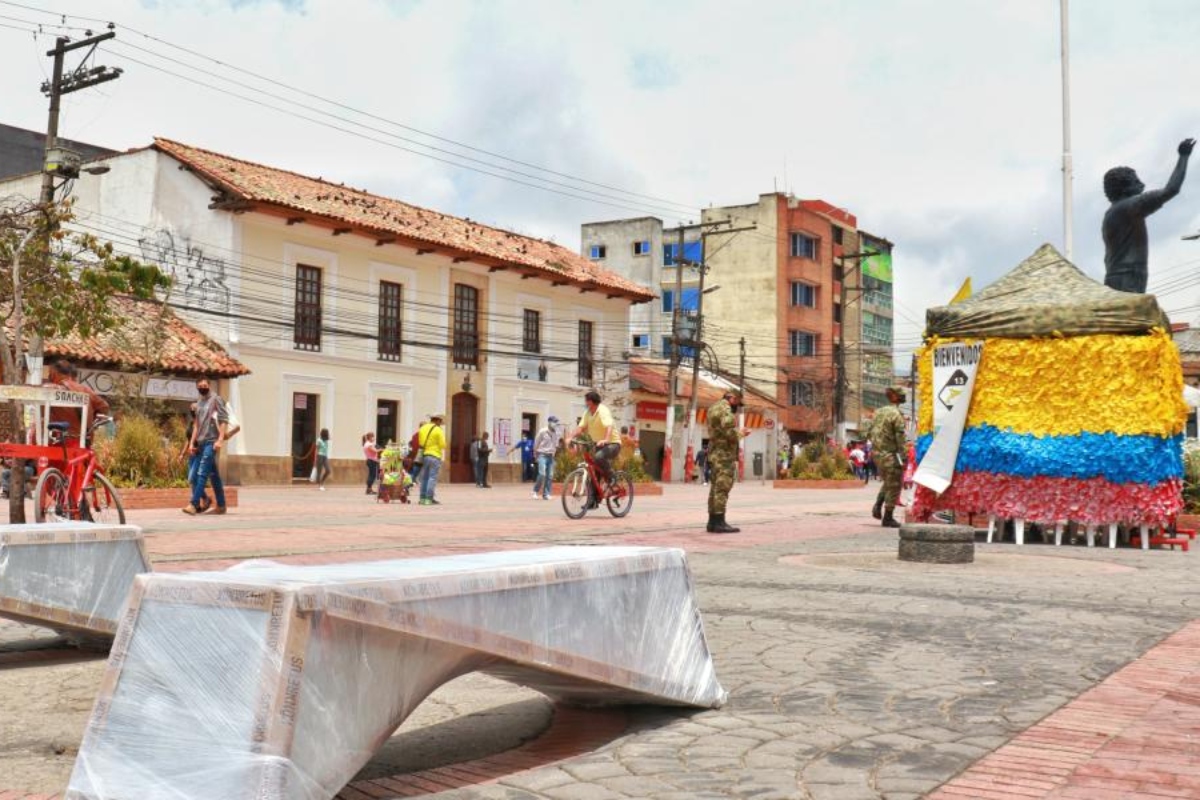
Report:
577,320,594,386
453,284,480,369
294,264,322,351
378,280,402,361
523,309,541,354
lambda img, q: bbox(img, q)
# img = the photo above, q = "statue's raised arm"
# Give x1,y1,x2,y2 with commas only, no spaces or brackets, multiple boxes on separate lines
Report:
1102,138,1194,294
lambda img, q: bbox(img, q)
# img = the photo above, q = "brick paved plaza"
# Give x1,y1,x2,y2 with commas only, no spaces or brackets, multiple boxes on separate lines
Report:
3,480,1199,799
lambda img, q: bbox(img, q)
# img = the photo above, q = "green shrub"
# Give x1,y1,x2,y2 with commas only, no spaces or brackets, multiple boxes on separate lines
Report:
788,440,855,480
552,439,654,483
1184,442,1200,513
97,413,189,488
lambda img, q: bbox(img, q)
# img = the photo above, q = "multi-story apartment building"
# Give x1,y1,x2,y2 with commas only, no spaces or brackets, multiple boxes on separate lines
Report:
583,193,895,446
580,218,702,360
1,137,653,483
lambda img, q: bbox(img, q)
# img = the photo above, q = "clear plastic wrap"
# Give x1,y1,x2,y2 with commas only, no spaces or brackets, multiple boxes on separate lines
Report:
0,522,150,639
66,546,726,800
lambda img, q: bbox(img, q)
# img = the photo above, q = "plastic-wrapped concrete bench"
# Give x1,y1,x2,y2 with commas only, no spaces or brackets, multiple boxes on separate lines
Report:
0,522,150,640
66,546,726,800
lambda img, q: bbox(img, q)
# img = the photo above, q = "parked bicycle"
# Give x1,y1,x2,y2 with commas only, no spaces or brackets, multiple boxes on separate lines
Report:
561,439,634,519
34,415,125,524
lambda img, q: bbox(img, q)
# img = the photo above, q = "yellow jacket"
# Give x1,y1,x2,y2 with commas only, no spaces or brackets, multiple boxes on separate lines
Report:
418,422,446,460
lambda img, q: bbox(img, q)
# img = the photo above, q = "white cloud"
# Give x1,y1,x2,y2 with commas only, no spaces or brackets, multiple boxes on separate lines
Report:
4,0,1200,365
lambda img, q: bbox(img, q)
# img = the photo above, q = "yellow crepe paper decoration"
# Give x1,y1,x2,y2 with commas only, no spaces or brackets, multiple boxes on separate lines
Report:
918,329,1186,437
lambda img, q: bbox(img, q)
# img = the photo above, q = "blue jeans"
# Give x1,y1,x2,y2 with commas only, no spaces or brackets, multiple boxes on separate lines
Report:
533,453,555,498
190,441,225,509
419,456,442,500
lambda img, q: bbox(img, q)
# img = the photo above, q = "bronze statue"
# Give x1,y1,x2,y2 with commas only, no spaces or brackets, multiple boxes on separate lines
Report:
1103,138,1194,293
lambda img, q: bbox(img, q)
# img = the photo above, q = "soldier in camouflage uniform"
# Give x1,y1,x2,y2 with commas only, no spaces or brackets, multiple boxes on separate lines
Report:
869,386,907,528
706,390,746,533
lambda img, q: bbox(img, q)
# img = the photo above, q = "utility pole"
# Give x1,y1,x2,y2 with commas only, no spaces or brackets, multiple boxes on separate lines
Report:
9,30,122,523
40,30,122,210
680,220,756,482
833,248,877,442
1060,0,1073,260
662,224,686,482
737,336,746,481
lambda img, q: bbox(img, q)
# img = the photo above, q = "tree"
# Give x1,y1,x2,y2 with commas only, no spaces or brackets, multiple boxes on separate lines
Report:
0,196,168,522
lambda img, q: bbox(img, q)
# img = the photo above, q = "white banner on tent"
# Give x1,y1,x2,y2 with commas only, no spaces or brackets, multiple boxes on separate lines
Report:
914,342,983,494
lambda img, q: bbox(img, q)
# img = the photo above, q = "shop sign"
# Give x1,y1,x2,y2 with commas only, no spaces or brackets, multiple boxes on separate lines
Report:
636,401,667,422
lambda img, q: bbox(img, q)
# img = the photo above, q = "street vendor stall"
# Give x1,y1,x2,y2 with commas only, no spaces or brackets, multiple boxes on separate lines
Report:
913,244,1187,545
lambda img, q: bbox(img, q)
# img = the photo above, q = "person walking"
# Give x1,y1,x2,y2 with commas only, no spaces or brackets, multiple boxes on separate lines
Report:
532,415,560,500
695,442,710,486
417,412,446,505
518,432,536,482
869,386,908,528
362,432,380,495
179,402,214,512
182,377,229,515
314,428,332,490
473,432,493,488
706,389,747,533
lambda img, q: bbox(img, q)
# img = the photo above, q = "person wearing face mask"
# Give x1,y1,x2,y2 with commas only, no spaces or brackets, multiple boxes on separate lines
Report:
182,378,229,515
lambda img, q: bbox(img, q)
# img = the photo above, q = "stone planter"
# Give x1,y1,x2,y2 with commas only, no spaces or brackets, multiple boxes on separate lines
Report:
773,479,863,490
118,487,239,511
898,524,975,564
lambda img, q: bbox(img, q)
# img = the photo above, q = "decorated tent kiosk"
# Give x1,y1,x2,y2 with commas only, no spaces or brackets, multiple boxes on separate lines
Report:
913,244,1187,534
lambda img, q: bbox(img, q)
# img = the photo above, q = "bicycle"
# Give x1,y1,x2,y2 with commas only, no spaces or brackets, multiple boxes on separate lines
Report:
34,415,125,524
561,439,634,519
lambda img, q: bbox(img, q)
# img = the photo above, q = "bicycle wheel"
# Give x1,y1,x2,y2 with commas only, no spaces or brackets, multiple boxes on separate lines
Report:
561,467,591,519
81,472,126,525
34,467,72,523
605,471,635,518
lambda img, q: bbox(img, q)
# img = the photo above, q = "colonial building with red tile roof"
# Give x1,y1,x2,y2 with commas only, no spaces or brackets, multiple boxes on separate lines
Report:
0,137,653,484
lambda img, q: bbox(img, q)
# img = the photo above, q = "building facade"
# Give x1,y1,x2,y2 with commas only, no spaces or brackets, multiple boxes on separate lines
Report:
584,194,895,446
1,138,653,483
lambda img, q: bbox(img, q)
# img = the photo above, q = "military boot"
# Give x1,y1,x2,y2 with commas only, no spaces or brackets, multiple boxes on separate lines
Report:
871,495,884,520
881,506,901,528
710,514,740,534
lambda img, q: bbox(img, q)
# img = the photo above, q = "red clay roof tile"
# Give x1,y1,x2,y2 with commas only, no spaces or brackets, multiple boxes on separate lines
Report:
6,295,249,379
152,138,655,303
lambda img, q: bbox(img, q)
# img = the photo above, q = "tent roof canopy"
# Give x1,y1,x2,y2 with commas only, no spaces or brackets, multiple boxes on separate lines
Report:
924,244,1170,339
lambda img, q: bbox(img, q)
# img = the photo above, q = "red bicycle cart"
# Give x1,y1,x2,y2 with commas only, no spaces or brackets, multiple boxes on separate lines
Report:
0,384,125,524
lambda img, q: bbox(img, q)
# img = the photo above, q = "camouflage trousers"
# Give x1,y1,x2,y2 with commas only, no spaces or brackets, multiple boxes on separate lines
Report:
707,450,736,514
876,452,902,508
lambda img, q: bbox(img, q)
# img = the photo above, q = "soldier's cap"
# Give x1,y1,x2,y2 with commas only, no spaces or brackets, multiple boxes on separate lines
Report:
886,386,906,398
722,388,743,398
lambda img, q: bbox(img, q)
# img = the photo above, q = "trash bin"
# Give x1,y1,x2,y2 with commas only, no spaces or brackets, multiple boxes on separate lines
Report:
752,452,763,477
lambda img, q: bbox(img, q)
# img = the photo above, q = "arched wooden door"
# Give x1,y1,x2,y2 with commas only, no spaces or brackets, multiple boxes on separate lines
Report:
449,392,478,484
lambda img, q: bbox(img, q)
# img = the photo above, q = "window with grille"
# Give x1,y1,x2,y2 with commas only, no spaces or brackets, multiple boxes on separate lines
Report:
789,330,817,357
523,309,541,353
453,284,479,369
577,320,594,386
790,281,817,307
377,280,402,361
788,380,815,407
789,232,818,259
294,264,322,351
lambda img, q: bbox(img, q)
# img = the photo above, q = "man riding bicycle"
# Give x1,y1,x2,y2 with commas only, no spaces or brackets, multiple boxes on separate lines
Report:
569,390,621,502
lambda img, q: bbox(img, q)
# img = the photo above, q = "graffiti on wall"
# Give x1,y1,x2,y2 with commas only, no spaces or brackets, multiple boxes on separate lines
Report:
137,228,232,313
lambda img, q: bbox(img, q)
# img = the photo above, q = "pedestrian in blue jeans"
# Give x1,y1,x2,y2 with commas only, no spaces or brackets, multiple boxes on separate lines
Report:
532,415,560,500
182,378,229,515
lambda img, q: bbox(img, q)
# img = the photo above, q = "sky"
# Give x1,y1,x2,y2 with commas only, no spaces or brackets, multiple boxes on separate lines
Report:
2,0,1200,367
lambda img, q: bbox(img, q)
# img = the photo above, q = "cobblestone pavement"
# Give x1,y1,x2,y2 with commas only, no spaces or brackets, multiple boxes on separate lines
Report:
2,481,1198,798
